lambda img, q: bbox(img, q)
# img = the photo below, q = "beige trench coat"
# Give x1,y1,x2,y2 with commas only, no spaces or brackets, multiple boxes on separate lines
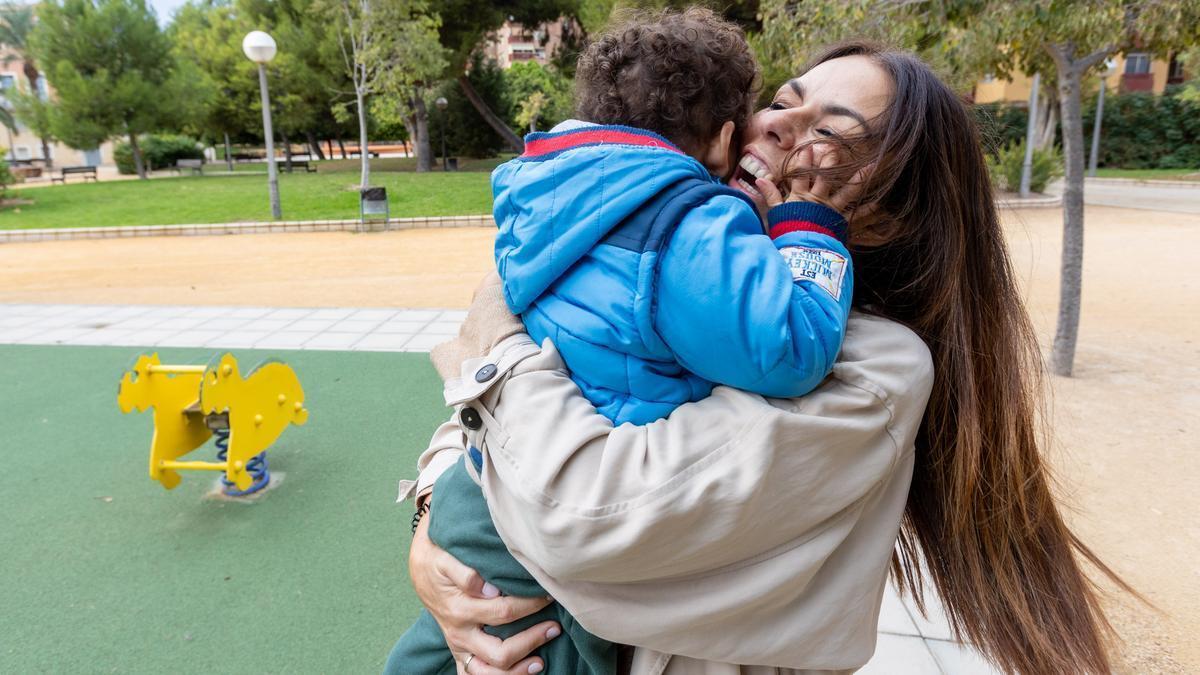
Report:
401,297,934,675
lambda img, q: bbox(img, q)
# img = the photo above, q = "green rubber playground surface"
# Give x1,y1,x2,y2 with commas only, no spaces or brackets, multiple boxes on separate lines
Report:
0,344,448,672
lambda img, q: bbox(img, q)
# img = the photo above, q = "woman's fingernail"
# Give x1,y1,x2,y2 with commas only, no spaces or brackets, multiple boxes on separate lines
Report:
481,582,500,598
528,663,544,674
546,627,561,639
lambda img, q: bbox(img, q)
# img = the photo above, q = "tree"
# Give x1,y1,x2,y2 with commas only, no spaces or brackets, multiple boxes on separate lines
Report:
1,2,54,166
968,0,1200,375
30,0,190,179
365,6,446,172
435,0,578,152
505,61,571,132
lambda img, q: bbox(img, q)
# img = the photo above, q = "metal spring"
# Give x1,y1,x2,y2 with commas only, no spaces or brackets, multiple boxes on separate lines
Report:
214,428,271,496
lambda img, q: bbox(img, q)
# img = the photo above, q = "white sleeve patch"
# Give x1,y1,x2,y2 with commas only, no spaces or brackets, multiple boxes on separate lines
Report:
778,246,848,301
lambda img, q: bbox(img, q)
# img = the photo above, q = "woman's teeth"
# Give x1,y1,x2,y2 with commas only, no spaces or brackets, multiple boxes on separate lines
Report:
736,154,771,198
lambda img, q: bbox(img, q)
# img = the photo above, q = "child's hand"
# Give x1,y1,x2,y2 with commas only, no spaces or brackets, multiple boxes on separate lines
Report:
754,144,874,219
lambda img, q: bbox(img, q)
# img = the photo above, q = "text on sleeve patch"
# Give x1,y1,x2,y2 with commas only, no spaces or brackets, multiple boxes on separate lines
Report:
778,246,848,301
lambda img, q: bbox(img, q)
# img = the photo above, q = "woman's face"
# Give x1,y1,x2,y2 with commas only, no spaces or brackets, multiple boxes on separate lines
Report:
729,55,894,214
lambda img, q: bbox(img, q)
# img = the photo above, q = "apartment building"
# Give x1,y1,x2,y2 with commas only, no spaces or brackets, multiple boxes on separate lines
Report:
481,17,576,69
1,47,116,169
973,52,1189,104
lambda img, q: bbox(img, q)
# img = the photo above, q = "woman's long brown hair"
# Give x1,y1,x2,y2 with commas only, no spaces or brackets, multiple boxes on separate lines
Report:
801,43,1130,674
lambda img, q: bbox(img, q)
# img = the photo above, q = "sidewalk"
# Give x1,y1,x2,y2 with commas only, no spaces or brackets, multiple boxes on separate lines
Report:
0,301,999,673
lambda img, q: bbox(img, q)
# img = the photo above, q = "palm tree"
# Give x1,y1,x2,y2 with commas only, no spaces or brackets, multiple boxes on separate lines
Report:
0,2,52,167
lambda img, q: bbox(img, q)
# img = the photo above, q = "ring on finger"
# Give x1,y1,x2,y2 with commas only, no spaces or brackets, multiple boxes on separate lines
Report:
464,654,475,671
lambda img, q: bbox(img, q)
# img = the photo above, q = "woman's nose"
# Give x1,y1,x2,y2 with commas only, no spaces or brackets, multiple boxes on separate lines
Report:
762,108,809,151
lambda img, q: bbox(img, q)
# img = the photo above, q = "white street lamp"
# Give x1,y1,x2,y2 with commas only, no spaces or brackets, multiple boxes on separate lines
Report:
435,96,449,171
1088,60,1120,178
243,30,281,219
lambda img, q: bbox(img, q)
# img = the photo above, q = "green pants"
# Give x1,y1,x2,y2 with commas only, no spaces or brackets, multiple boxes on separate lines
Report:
386,458,616,675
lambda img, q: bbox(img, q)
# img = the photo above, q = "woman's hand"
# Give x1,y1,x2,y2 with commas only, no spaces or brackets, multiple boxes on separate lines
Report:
755,143,875,219
410,513,562,674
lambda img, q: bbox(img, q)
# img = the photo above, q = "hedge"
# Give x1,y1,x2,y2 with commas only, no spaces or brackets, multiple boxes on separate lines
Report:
114,135,204,174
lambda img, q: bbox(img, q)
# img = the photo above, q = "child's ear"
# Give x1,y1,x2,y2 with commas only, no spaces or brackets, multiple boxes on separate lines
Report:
701,121,738,179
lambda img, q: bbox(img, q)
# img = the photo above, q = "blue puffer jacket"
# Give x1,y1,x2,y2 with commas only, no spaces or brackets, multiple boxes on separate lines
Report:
494,122,855,425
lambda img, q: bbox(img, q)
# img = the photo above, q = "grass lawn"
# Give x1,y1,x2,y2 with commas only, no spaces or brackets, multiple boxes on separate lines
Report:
1,158,502,230
1093,168,1200,181
0,344,445,672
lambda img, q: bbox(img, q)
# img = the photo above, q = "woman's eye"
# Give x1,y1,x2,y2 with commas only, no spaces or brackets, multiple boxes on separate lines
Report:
768,102,785,111
816,128,836,138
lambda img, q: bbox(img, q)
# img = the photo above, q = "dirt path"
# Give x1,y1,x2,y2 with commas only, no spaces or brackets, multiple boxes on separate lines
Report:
3,206,1199,670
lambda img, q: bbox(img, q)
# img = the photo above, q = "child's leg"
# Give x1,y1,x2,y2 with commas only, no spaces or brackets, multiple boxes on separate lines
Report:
384,609,457,675
427,459,618,674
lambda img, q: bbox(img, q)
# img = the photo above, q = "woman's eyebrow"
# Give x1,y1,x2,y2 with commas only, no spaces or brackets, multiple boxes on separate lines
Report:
788,79,868,129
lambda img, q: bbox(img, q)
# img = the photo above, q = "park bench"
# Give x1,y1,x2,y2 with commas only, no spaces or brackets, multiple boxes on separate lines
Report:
347,150,381,158
286,160,318,174
51,166,98,184
174,159,204,175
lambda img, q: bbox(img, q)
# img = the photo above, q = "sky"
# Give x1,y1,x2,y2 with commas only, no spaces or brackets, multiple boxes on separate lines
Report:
149,0,189,25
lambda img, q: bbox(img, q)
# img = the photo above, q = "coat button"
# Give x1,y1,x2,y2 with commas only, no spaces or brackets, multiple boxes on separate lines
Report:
474,363,498,383
460,407,482,430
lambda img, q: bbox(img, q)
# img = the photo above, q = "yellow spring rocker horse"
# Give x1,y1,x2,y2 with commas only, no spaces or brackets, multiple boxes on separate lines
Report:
117,352,308,496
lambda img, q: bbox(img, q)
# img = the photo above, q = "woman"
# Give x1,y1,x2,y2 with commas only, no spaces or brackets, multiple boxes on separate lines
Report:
399,43,1124,675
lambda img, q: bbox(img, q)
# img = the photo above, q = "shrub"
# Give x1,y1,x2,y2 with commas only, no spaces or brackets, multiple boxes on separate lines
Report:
988,142,1063,194
433,53,513,159
973,103,1029,158
1083,86,1200,170
114,134,204,174
0,152,13,199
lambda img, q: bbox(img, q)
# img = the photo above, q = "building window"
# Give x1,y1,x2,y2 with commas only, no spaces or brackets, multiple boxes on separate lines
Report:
1168,55,1186,84
0,74,15,92
1124,53,1150,75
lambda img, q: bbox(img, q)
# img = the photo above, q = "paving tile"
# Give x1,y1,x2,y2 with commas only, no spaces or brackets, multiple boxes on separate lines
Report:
110,317,164,330
307,308,356,320
69,305,112,317
25,304,75,317
394,309,442,322
204,331,273,349
147,317,211,332
71,329,140,345
902,587,955,641
286,318,342,332
879,583,919,636
423,321,463,335
119,329,180,345
264,308,312,320
348,308,398,321
154,330,227,347
241,318,298,332
859,634,943,675
438,310,469,321
329,318,383,334
183,306,236,318
23,328,96,344
2,326,51,343
105,306,152,319
353,333,414,351
375,320,429,334
0,316,41,329
254,331,320,348
189,317,248,331
402,334,446,351
926,639,1001,674
225,307,273,319
303,332,364,350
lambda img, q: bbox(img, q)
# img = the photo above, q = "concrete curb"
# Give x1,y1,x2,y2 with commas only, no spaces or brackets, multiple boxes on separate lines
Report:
1085,177,1200,189
995,194,1062,209
0,214,495,244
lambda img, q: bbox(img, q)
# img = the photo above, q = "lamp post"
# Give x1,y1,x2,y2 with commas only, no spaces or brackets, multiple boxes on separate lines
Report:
243,30,281,219
435,96,448,171
1088,62,1119,178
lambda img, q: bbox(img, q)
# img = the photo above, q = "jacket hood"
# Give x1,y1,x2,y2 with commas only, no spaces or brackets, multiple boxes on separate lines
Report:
493,122,717,313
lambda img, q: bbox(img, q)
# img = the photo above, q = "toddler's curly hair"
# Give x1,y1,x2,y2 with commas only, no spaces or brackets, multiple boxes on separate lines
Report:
575,7,760,156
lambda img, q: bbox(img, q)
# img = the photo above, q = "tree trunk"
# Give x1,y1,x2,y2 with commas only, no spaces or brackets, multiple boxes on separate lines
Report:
457,74,523,153
338,138,347,159
224,132,234,171
282,131,294,173
1051,59,1087,376
129,131,147,179
307,131,326,160
356,88,370,189
1037,99,1058,150
38,137,53,169
326,139,335,158
411,93,433,173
